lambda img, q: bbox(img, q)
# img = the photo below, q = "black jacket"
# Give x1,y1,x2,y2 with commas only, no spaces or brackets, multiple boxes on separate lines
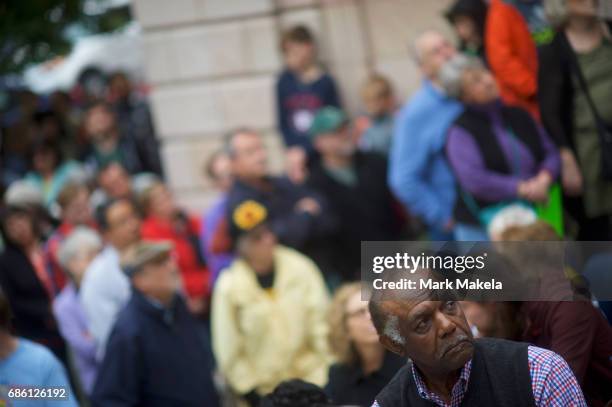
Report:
92,291,219,407
307,152,400,280
538,31,575,150
326,351,405,407
0,243,67,362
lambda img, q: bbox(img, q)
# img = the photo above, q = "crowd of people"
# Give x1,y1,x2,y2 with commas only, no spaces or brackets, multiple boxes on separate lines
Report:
1,0,611,406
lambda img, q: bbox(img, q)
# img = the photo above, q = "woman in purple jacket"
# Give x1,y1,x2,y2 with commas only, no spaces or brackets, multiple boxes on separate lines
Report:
440,54,560,241
53,227,102,395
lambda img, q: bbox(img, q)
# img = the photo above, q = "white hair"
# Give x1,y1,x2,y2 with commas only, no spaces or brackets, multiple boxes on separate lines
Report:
5,181,44,208
384,315,406,346
411,29,450,65
439,53,484,100
57,227,103,269
488,204,537,239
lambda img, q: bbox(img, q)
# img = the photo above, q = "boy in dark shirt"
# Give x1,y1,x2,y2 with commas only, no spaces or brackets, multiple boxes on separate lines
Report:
276,25,342,183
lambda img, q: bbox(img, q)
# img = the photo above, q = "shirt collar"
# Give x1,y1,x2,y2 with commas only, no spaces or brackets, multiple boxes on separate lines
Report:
132,289,179,326
411,359,472,405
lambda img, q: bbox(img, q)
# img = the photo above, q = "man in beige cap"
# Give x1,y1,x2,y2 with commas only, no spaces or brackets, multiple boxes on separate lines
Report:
92,241,220,406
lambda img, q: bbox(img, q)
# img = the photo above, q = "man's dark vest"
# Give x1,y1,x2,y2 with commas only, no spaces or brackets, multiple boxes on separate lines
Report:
375,338,536,407
450,106,545,225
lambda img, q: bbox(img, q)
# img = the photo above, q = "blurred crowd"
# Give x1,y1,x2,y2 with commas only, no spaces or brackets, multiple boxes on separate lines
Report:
1,0,612,406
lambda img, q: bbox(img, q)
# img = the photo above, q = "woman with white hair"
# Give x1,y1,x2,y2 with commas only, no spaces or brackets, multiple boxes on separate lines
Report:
52,227,103,395
441,54,561,240
539,0,612,240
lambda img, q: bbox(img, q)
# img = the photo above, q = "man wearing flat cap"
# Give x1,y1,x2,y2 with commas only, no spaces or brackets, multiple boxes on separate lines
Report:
306,106,402,281
92,241,220,406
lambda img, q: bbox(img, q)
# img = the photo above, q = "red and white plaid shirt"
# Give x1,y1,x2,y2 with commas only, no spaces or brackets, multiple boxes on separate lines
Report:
372,346,586,407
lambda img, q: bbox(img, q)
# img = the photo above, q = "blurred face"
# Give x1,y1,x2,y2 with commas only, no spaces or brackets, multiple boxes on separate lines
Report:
62,188,92,225
84,105,117,143
134,256,180,303
380,299,474,376
109,74,131,101
39,117,62,141
230,132,268,180
98,163,132,199
3,212,36,247
210,154,232,192
50,92,70,114
453,15,479,44
314,125,355,158
105,200,141,250
417,32,457,80
460,68,499,105
33,149,58,174
67,248,100,285
567,0,598,16
147,184,175,219
345,291,379,346
239,226,277,270
283,41,316,72
363,90,394,118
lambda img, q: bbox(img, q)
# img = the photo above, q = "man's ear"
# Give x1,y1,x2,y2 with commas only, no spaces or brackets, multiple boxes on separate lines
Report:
379,334,406,357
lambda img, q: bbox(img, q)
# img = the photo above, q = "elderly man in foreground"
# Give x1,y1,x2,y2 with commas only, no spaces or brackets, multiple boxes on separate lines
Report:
368,269,586,407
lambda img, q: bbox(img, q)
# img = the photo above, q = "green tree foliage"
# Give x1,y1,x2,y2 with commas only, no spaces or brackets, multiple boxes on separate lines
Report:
0,0,130,75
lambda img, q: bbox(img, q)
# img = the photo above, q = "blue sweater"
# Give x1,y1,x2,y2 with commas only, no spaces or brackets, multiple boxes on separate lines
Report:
276,69,341,150
388,80,463,229
92,291,219,407
0,338,77,407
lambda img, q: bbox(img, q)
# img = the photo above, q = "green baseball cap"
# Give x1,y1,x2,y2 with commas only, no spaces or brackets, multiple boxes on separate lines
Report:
308,106,348,139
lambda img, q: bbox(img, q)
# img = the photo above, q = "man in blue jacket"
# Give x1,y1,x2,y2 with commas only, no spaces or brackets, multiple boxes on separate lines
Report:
92,242,219,407
389,30,463,240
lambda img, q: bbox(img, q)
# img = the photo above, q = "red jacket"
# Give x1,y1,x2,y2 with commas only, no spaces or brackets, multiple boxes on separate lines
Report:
486,0,539,119
141,215,210,300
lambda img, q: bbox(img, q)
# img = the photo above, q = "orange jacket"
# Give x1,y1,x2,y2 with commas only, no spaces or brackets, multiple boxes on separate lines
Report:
486,0,539,119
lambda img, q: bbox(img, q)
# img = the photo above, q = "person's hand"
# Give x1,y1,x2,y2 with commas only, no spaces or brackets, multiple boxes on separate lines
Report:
295,197,321,216
560,148,583,196
517,176,548,203
286,146,308,184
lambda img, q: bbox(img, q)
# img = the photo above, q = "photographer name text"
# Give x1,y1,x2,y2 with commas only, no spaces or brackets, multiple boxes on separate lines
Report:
372,278,502,290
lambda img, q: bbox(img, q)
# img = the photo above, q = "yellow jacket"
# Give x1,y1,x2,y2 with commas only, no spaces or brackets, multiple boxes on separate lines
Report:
212,245,331,395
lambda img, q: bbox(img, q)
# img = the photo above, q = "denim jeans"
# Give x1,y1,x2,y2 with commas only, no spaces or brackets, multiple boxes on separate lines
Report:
454,223,489,241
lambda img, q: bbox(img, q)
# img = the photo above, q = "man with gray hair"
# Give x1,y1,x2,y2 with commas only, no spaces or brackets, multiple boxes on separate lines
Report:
368,269,587,406
388,30,463,241
53,227,103,395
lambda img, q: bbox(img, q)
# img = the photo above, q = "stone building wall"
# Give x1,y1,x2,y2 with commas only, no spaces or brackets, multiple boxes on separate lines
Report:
131,0,453,212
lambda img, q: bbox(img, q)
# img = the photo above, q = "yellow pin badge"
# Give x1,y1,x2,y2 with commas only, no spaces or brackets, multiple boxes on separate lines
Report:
233,200,268,231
